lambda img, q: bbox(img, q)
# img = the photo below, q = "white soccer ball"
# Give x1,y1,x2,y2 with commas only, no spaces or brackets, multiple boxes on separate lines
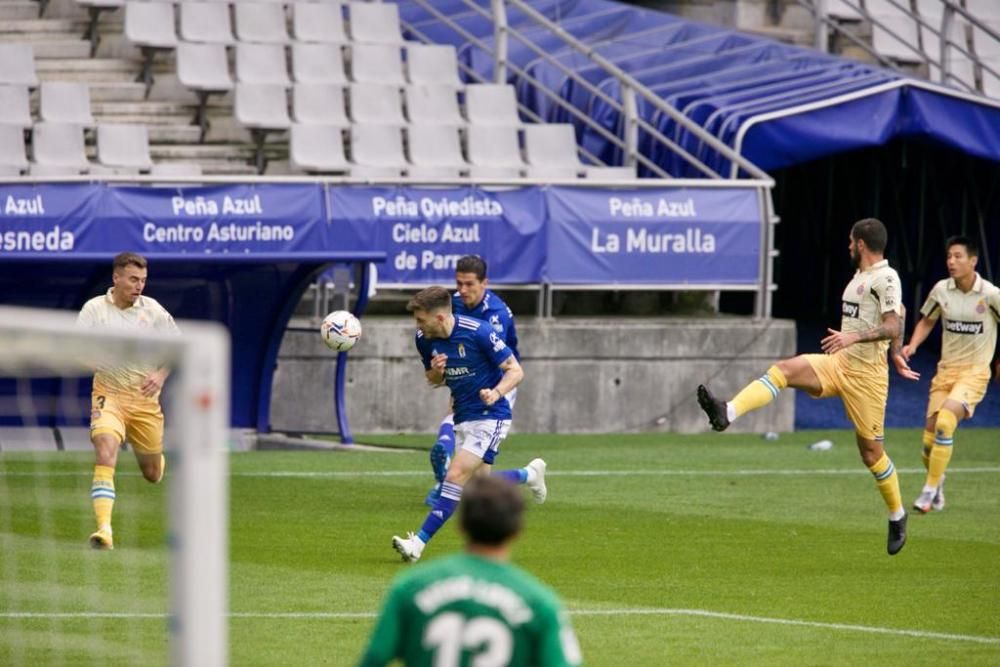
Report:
320,310,362,351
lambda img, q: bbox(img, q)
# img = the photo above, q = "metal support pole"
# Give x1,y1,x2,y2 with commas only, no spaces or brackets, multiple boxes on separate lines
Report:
814,0,829,53
491,0,509,83
622,84,638,169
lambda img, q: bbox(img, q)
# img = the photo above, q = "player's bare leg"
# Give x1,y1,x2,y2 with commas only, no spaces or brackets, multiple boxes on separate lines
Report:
89,433,120,550
135,451,165,484
857,434,907,555
698,355,822,431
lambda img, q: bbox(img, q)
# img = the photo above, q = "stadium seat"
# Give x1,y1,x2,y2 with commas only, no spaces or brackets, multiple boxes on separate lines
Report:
0,125,29,175
150,162,204,178
406,124,467,180
975,24,1000,98
179,2,235,45
76,0,125,56
0,86,33,130
292,43,348,85
522,124,583,179
236,43,291,86
234,83,291,173
824,0,863,21
405,44,462,88
292,84,349,125
125,1,178,97
289,124,350,173
349,83,406,126
96,123,153,172
585,164,637,180
347,2,403,44
0,44,39,88
404,84,464,126
234,3,290,44
176,42,234,141
349,43,406,85
349,124,407,178
868,0,922,63
292,2,349,44
464,83,521,126
465,124,524,179
39,82,95,127
31,122,90,174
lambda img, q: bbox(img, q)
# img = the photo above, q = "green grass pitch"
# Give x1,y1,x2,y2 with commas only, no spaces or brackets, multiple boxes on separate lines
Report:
2,429,999,665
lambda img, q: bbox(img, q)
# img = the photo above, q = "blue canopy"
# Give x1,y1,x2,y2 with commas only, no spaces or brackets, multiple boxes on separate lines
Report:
399,0,1000,175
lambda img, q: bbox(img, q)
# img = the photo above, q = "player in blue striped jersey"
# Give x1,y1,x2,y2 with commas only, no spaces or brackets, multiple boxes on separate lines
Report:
424,256,521,505
393,286,546,563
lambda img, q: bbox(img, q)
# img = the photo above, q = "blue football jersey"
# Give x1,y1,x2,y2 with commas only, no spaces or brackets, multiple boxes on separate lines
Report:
415,315,514,424
452,289,520,360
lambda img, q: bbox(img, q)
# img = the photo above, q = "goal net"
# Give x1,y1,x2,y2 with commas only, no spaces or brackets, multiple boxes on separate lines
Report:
0,305,230,666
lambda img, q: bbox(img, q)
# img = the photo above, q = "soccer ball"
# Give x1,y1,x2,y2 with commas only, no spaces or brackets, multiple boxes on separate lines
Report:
320,310,362,351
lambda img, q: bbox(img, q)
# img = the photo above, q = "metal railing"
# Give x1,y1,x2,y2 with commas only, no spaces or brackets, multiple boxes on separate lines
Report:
400,0,774,181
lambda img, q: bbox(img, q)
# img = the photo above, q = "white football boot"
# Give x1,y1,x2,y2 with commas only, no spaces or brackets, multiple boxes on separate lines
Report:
526,458,548,504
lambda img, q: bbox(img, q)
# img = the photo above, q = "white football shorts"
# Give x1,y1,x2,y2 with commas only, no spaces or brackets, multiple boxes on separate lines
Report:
456,418,512,465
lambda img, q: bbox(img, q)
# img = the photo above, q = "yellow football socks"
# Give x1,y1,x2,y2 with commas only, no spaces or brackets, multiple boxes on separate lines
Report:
156,454,166,483
730,365,788,419
920,430,934,470
868,452,903,514
927,410,957,488
91,465,116,530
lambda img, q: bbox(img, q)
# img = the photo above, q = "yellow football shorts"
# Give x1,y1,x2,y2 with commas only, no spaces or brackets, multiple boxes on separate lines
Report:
89,383,165,455
927,364,991,419
803,352,888,441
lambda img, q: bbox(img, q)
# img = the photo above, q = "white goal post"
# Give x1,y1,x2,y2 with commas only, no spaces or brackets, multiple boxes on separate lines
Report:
0,305,230,667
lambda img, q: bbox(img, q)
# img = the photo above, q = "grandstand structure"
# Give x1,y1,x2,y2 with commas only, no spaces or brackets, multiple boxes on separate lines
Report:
0,0,996,178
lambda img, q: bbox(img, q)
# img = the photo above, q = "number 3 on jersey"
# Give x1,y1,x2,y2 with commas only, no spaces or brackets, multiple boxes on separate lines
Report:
423,612,512,667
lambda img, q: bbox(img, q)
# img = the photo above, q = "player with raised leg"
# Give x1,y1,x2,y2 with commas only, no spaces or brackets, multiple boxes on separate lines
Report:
901,236,1000,513
393,287,545,563
76,252,180,550
424,255,521,506
696,218,920,555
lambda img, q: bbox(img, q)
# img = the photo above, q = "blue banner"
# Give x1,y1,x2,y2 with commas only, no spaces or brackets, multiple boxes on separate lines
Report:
0,183,328,256
0,183,764,287
328,186,546,284
0,183,102,253
545,186,762,284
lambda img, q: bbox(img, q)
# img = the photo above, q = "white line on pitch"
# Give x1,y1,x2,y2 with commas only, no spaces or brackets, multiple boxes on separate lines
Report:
3,467,1000,478
4,609,999,645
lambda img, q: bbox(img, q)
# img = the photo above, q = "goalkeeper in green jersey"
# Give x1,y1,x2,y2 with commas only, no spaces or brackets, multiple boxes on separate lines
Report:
359,475,583,666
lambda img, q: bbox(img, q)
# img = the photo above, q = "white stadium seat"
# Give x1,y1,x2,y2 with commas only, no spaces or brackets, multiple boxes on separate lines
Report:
404,85,464,126
406,44,462,88
465,124,524,179
349,124,407,178
292,84,350,125
290,124,350,173
406,124,468,180
39,82,95,127
292,43,348,85
464,83,521,126
31,122,90,174
96,123,154,172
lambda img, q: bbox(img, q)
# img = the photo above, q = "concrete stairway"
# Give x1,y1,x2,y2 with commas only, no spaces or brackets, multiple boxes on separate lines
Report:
1,0,269,175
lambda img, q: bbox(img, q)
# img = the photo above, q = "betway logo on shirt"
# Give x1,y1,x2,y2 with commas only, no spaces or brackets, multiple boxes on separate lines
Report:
842,301,860,318
944,320,984,335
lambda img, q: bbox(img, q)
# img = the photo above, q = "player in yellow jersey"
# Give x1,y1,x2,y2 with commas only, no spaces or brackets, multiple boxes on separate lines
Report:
697,218,920,555
902,236,1000,514
76,252,180,549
